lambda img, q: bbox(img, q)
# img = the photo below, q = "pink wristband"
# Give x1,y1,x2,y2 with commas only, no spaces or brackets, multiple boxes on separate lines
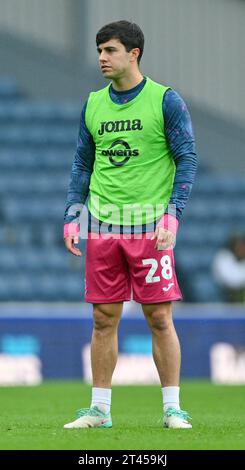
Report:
64,223,80,239
156,214,179,235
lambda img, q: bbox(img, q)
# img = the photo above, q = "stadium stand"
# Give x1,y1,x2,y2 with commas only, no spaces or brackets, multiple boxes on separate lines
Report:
0,77,244,302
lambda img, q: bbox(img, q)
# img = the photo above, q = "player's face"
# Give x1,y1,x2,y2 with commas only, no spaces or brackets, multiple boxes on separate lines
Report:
97,39,137,79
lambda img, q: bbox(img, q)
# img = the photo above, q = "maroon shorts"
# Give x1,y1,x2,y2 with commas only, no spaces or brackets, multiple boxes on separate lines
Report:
85,233,182,304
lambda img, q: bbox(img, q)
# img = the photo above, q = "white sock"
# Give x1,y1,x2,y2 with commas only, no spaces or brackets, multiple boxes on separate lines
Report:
91,387,111,414
162,386,180,412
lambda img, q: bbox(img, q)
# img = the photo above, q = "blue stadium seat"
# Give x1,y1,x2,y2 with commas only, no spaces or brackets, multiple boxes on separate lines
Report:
0,249,19,270
184,199,241,221
0,102,80,123
0,171,69,194
0,125,76,146
0,244,84,273
175,246,216,272
191,274,224,302
0,274,32,300
0,149,74,169
0,77,23,100
194,175,245,198
178,222,233,247
4,198,65,222
28,273,84,301
2,222,65,246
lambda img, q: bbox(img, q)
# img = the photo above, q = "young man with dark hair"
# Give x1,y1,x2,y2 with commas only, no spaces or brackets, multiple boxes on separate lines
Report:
64,20,197,429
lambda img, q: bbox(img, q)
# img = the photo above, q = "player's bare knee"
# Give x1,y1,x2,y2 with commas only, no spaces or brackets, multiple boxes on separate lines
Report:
93,311,113,331
151,312,172,331
145,305,172,332
93,306,119,331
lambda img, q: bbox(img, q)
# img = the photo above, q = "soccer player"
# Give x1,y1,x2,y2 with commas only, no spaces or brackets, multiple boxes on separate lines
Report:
63,21,197,429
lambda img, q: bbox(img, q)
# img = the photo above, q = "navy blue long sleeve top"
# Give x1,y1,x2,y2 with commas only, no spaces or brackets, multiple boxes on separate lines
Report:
64,77,198,227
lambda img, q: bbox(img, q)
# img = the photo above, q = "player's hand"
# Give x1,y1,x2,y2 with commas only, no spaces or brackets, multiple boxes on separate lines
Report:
64,236,82,257
151,226,176,250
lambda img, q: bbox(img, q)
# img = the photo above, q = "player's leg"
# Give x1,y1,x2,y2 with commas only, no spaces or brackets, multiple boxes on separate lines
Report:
64,234,130,429
122,236,182,386
91,302,123,389
122,235,191,428
142,301,180,387
142,301,191,429
64,302,123,429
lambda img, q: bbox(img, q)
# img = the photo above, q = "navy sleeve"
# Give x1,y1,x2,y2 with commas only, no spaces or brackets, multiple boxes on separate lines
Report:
163,89,198,221
64,100,95,223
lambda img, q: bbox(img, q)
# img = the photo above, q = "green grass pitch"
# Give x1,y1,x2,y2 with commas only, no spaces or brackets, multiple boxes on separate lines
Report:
0,381,244,450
